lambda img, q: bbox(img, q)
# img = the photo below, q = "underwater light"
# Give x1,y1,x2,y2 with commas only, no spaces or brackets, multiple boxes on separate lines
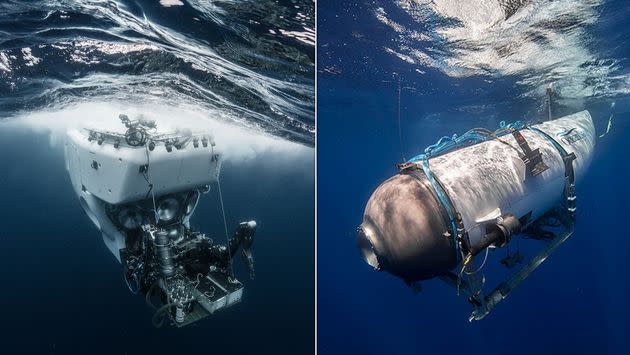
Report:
157,197,179,223
117,207,142,230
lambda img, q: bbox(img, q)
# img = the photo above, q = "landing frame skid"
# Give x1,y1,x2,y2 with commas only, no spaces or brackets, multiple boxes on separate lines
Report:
440,211,575,321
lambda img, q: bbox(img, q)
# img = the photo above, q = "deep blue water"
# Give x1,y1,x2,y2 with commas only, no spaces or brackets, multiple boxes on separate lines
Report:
0,1,314,354
0,129,314,354
318,1,630,354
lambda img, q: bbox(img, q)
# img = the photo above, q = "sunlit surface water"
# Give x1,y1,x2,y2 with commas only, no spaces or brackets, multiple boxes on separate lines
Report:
0,0,314,144
319,1,629,354
0,1,314,354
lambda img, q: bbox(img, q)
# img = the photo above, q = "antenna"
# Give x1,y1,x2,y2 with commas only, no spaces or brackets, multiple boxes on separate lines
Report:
384,73,417,163
395,73,405,162
546,83,553,121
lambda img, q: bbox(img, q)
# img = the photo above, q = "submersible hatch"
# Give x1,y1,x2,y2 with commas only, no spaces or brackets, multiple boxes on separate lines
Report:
65,114,257,327
358,110,595,320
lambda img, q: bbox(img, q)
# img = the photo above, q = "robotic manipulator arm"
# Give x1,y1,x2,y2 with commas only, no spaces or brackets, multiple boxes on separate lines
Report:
121,215,257,327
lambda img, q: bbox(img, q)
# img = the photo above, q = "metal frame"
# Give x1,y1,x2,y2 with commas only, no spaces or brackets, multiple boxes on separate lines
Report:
440,211,574,321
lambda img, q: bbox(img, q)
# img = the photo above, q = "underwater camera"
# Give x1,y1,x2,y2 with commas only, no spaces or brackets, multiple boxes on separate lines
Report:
65,114,256,327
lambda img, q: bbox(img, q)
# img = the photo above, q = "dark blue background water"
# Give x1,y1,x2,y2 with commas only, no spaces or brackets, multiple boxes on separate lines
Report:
318,1,630,354
0,129,314,354
0,1,314,353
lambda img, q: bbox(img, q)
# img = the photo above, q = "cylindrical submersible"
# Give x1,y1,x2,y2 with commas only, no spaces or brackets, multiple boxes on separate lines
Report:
358,111,595,282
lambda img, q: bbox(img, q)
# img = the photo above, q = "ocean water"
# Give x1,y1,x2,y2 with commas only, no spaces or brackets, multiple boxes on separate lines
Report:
0,0,314,144
318,1,629,354
0,1,314,354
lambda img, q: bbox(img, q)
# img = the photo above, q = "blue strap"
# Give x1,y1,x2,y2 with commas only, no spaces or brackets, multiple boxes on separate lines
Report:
418,159,462,261
408,120,526,163
528,126,569,156
404,119,527,261
528,126,577,217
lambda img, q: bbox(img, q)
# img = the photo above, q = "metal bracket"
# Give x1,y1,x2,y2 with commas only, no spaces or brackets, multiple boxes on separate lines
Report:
440,210,574,321
512,130,549,177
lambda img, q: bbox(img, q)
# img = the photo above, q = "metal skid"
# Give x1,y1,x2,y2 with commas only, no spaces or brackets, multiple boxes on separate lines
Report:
440,209,575,321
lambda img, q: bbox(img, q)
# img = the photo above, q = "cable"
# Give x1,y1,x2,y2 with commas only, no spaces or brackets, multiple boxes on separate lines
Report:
144,145,159,224
189,273,204,289
455,248,490,296
408,120,525,163
547,92,552,120
145,282,159,310
396,75,405,162
464,247,490,275
599,112,615,138
141,169,154,200
152,303,176,328
217,177,235,278
124,269,141,295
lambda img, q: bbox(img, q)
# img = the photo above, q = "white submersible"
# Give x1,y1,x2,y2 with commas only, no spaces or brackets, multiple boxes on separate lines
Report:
64,114,257,327
358,110,595,320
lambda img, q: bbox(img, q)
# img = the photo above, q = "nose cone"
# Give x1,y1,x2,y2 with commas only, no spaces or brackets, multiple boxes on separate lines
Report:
358,173,457,281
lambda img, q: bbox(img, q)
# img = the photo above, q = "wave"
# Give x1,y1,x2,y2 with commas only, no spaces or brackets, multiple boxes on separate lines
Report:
373,0,629,105
0,0,314,145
